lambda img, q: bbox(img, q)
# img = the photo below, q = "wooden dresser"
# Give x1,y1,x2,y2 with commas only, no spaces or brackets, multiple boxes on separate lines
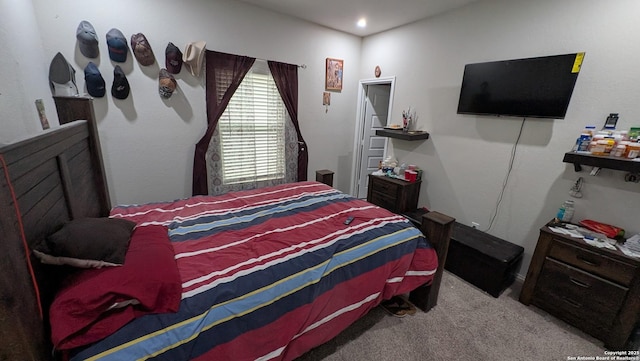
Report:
366,174,420,214
520,225,640,350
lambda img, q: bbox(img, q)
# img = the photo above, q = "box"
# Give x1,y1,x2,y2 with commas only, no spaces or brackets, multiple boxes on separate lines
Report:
445,222,524,298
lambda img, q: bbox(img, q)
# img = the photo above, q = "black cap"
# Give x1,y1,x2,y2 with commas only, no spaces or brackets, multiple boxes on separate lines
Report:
111,65,130,99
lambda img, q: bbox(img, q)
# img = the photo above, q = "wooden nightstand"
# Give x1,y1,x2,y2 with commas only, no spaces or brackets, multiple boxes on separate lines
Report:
366,174,420,214
520,225,640,350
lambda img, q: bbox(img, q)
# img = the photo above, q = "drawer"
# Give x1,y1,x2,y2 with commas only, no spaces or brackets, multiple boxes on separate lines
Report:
549,238,637,286
369,176,399,196
533,258,627,335
368,192,398,213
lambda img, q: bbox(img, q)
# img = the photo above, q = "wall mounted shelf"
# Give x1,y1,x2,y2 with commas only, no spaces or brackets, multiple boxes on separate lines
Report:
375,129,430,141
563,151,640,173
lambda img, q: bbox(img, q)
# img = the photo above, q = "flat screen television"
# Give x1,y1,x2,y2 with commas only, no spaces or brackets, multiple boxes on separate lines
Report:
457,53,584,119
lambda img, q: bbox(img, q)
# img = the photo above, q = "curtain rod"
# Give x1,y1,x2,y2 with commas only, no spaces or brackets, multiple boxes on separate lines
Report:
206,49,307,69
255,56,306,69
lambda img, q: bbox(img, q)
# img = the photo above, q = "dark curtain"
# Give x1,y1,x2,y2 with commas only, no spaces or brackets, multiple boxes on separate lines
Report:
192,50,255,196
268,61,309,182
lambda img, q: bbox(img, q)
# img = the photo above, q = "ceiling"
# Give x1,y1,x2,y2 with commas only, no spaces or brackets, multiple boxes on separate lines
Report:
237,0,479,37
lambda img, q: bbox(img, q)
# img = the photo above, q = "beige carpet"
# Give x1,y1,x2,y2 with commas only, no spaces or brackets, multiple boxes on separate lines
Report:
297,271,606,361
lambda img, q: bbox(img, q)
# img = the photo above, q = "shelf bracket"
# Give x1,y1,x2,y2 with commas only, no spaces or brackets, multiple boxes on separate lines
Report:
572,163,582,172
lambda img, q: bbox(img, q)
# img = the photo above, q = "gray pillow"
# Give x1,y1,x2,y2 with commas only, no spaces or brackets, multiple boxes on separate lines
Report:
44,217,136,265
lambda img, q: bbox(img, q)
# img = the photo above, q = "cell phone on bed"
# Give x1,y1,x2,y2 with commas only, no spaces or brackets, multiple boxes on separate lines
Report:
344,216,354,225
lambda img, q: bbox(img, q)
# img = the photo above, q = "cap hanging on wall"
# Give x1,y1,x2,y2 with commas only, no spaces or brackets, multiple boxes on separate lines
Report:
165,42,183,74
159,68,177,98
76,21,99,58
106,28,128,62
48,52,79,96
111,65,130,99
84,62,105,97
131,33,155,66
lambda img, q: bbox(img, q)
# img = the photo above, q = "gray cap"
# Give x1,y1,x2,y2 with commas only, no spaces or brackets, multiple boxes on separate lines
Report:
76,21,99,58
49,52,79,96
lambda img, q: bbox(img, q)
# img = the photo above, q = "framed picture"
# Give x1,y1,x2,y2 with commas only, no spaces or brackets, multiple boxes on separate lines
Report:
322,92,331,105
325,58,343,91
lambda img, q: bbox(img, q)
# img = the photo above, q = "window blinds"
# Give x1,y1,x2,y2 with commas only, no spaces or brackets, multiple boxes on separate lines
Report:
218,60,286,185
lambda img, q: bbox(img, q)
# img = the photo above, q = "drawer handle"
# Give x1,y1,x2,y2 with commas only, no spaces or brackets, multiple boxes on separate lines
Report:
569,277,591,289
561,297,582,308
576,256,600,267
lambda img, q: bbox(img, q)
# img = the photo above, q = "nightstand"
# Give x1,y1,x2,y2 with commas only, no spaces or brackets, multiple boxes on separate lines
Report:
366,174,420,214
520,225,640,350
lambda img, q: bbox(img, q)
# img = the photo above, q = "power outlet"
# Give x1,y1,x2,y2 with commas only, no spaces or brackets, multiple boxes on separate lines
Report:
471,222,480,229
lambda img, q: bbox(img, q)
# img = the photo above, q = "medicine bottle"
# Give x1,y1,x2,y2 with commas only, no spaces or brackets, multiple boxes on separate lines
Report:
556,200,575,223
582,125,596,137
611,144,626,158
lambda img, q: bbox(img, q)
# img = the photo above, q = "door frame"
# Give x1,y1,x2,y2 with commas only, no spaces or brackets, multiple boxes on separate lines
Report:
350,76,396,197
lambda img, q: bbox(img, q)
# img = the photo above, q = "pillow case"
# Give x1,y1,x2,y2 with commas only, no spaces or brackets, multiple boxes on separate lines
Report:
49,224,182,350
44,217,136,265
32,249,121,268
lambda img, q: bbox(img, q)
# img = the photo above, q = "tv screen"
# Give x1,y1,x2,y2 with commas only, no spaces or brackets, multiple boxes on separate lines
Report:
457,53,584,119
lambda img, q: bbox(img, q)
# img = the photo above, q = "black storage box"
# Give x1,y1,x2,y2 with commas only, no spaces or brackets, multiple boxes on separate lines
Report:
445,222,524,298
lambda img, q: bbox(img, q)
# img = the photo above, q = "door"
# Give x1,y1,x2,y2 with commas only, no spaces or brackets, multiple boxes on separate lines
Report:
356,83,391,199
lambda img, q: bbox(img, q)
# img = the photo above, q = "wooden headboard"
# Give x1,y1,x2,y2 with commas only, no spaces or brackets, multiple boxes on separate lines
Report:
0,115,110,360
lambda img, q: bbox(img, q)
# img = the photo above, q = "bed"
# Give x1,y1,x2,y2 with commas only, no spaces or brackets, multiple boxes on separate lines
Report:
0,117,454,361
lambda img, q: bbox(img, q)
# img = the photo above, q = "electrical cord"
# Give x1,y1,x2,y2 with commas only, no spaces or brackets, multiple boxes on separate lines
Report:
484,117,526,233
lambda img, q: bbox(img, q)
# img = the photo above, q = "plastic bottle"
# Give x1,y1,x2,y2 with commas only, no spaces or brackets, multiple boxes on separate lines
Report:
577,133,591,152
582,125,596,137
627,142,640,159
611,144,626,158
556,200,575,222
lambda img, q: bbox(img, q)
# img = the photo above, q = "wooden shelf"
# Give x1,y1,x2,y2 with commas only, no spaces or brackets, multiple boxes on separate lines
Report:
375,129,430,140
563,151,640,173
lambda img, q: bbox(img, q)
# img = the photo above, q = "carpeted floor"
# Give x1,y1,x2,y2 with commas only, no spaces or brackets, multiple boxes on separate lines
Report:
296,271,607,361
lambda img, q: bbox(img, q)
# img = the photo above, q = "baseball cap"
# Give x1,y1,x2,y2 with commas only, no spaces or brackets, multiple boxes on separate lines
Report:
84,62,105,97
165,42,183,74
48,52,79,96
76,21,99,58
111,65,130,99
106,28,128,62
131,33,155,66
183,41,206,77
159,68,177,98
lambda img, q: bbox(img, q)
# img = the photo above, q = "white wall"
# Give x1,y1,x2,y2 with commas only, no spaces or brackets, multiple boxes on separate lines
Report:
361,0,640,274
0,0,58,143
27,0,361,204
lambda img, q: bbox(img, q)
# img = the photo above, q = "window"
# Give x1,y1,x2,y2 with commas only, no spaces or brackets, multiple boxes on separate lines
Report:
218,61,286,185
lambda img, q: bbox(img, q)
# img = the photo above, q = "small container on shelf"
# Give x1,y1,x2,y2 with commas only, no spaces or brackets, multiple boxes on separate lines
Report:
611,144,626,158
627,142,640,159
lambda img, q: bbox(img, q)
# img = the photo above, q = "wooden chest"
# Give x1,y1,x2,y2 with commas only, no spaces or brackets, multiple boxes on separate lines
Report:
445,222,524,298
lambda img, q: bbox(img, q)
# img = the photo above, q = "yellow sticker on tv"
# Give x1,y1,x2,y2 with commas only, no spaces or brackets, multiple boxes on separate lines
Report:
572,52,585,73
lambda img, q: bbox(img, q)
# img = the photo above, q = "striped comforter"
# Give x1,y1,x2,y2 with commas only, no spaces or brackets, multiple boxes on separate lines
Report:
72,181,438,361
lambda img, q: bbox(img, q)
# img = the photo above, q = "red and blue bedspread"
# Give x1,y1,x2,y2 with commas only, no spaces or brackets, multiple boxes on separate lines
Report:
72,181,437,361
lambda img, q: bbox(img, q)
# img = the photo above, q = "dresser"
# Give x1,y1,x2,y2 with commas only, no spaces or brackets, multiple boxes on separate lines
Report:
366,174,420,214
520,225,640,350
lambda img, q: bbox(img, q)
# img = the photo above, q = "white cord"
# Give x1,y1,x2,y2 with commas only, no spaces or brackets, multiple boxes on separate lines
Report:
484,117,525,232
